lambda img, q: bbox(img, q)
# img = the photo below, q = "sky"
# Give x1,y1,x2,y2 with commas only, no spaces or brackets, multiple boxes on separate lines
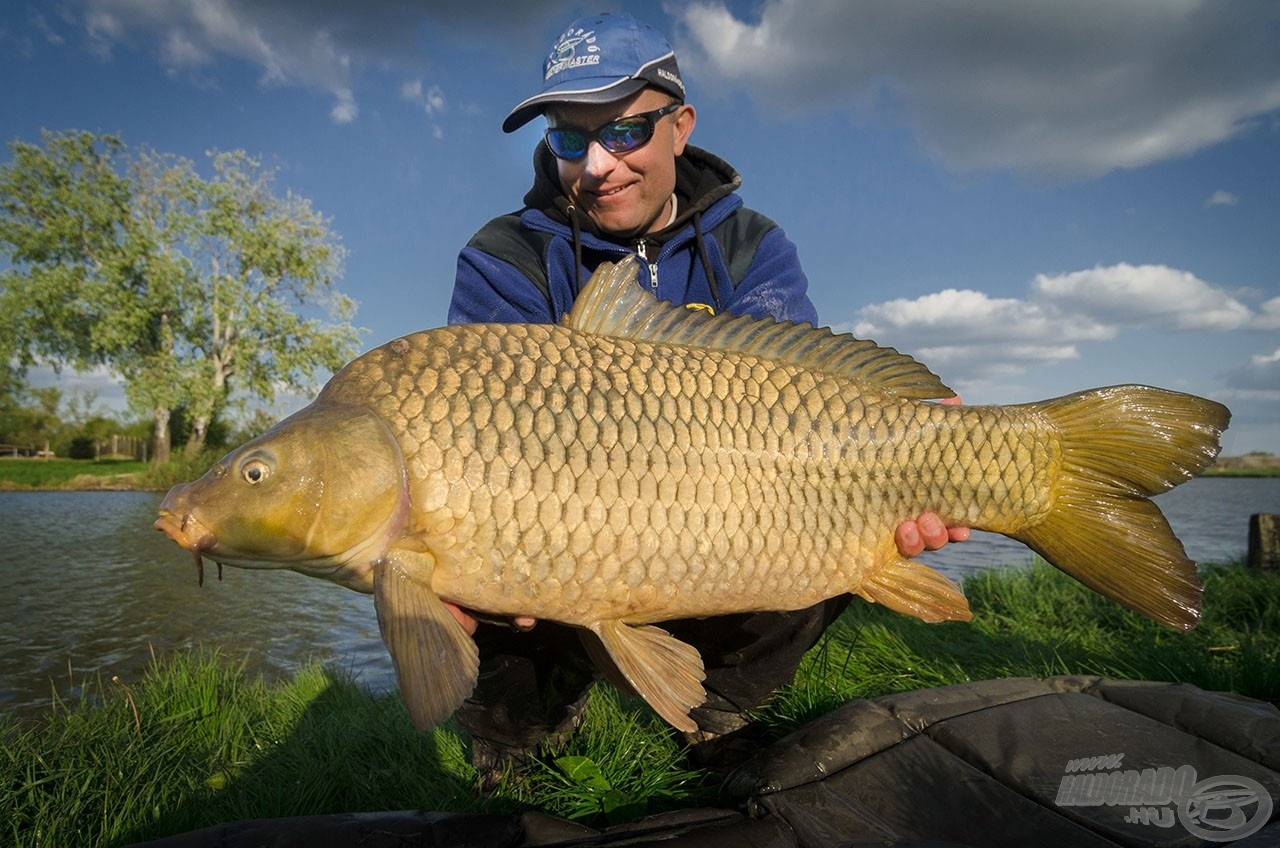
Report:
1,0,1278,455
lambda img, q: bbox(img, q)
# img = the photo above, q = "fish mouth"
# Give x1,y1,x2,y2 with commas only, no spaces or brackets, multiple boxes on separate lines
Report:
154,510,222,587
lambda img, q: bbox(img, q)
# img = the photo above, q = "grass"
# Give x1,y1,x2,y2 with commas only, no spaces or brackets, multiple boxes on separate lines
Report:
1201,465,1280,477
0,452,222,492
0,458,149,490
760,561,1279,736
2,562,1277,847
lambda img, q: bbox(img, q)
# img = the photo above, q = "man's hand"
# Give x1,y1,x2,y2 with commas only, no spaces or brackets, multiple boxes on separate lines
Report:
895,512,971,557
444,602,536,635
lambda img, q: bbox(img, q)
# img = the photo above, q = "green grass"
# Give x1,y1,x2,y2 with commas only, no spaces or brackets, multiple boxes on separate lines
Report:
1201,465,1280,477
0,458,149,489
760,561,1279,736
2,562,1277,847
0,452,221,492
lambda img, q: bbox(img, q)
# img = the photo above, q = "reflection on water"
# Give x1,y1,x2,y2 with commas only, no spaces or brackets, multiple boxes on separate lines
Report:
0,491,395,721
1,477,1277,722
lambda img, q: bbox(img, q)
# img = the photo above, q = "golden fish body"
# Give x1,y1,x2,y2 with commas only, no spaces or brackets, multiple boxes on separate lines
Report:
156,259,1229,732
339,323,1023,625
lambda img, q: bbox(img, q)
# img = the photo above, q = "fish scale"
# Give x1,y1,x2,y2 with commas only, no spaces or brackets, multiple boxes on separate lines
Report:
326,322,1049,625
155,258,1229,733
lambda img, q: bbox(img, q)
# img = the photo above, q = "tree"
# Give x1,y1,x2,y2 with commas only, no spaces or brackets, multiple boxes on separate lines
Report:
0,131,361,463
169,149,357,454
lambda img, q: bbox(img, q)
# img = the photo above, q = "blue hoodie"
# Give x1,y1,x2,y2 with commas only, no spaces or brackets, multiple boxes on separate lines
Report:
450,144,818,326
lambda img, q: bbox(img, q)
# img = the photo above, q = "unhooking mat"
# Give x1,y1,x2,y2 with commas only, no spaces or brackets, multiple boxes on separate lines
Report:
130,675,1280,847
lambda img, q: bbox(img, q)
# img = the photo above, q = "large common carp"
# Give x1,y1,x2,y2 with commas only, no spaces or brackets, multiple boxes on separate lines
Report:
155,259,1229,733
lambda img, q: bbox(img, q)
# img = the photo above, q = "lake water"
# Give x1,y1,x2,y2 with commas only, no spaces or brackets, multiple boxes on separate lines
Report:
2,476,1278,722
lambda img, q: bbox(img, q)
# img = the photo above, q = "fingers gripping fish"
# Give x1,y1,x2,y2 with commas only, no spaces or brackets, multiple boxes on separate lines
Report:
155,259,1230,732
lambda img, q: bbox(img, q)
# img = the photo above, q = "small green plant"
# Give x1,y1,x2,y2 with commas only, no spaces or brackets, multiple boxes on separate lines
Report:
523,687,712,825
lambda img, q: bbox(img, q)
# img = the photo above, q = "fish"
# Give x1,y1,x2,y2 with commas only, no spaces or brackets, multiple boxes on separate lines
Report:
154,258,1230,733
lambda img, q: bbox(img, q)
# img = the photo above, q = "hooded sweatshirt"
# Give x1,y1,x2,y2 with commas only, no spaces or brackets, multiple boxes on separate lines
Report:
449,144,817,326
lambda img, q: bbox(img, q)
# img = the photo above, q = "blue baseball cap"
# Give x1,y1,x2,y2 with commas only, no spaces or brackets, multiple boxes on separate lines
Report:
502,13,686,133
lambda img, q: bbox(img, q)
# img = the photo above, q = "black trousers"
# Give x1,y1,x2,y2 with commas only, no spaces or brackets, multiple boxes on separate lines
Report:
455,595,852,757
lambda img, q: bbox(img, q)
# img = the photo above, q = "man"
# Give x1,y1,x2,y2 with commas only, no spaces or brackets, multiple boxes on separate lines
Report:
449,12,965,772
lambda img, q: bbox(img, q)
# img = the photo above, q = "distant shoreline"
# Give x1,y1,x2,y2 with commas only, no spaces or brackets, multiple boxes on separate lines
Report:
1207,453,1280,477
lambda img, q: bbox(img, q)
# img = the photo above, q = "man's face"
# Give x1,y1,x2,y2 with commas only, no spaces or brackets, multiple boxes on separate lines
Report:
547,88,695,239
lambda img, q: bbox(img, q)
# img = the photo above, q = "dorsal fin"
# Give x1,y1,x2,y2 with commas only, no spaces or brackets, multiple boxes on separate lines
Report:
565,258,955,399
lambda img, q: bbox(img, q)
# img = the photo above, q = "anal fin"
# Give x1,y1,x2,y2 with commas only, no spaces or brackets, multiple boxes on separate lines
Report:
858,556,973,623
587,620,707,732
373,553,479,730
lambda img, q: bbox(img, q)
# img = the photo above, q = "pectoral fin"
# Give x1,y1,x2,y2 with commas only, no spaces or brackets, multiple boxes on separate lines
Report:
373,555,479,730
857,556,972,623
587,620,706,732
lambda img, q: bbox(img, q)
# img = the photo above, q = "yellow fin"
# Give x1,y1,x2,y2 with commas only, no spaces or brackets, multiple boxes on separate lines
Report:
586,620,706,732
373,552,478,729
566,259,954,400
1013,385,1229,630
858,557,973,623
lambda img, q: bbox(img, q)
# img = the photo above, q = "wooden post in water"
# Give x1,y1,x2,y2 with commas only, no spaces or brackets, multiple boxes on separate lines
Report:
1248,514,1280,572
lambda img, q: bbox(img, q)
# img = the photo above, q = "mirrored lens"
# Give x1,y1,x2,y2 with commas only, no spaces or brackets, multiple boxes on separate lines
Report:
597,118,653,153
545,129,588,160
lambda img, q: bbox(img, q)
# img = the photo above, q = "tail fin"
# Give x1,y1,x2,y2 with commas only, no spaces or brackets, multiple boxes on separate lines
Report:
1014,385,1230,631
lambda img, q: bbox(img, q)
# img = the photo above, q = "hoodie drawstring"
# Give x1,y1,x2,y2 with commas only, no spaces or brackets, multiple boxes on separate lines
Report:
567,204,584,293
693,211,721,311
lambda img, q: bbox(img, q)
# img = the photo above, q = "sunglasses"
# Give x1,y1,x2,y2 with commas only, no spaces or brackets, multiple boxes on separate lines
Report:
544,102,683,161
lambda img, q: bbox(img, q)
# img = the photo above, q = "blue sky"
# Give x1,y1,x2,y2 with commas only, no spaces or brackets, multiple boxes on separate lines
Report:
2,0,1278,455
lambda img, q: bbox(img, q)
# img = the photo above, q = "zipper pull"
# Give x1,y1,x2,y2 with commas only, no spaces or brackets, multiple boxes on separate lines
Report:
636,240,658,291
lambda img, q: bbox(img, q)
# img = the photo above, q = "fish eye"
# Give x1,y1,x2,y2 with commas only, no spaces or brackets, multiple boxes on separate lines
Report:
241,459,271,485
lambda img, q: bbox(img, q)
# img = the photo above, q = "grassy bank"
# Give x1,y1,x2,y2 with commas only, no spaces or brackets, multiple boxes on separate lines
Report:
0,458,149,490
0,453,218,492
2,561,1276,847
1203,466,1280,477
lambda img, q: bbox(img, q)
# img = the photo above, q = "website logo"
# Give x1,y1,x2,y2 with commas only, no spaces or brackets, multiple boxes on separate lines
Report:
1056,753,1272,842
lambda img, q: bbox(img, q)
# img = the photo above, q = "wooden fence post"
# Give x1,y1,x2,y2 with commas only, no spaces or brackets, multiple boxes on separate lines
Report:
1247,514,1279,572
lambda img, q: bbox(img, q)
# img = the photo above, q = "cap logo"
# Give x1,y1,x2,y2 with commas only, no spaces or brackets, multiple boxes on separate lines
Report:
656,66,685,96
545,27,600,81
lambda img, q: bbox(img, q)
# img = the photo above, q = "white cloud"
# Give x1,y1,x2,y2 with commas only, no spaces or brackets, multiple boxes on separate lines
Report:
1251,296,1280,331
76,0,413,123
674,1,1280,177
852,288,1112,344
330,88,357,124
402,79,446,116
840,263,1270,383
69,0,576,124
1031,263,1252,331
841,288,1110,381
1206,189,1239,207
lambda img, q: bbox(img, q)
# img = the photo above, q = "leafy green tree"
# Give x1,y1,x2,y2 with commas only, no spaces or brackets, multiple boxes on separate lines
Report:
0,131,360,463
167,149,357,453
